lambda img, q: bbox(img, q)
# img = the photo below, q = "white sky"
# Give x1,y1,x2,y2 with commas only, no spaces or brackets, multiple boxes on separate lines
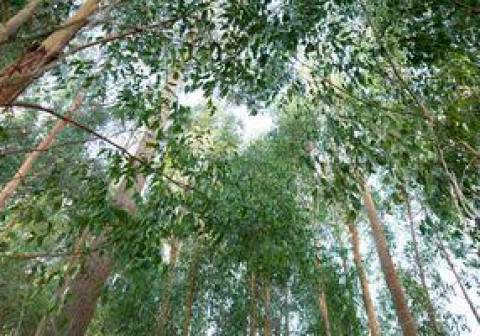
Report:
178,90,273,142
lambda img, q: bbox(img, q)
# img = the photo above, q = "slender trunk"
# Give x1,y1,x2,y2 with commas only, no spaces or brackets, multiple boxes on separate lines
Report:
262,282,272,336
334,227,349,275
0,0,43,43
158,239,180,336
182,244,200,336
249,273,257,336
437,239,480,324
405,194,442,335
0,0,99,105
0,93,83,210
361,180,418,335
314,256,332,336
284,288,289,336
1,0,8,24
348,222,381,336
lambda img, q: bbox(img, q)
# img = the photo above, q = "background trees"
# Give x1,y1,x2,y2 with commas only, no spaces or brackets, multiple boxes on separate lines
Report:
0,0,479,335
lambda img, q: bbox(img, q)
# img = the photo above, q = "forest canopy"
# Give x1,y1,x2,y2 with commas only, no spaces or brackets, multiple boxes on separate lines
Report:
0,0,479,335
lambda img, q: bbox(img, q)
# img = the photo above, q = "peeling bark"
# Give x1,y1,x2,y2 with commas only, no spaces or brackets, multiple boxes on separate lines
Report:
0,0,99,105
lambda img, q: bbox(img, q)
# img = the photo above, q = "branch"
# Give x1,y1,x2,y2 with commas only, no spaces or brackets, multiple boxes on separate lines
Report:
454,0,480,14
0,0,43,44
0,129,133,158
1,102,138,160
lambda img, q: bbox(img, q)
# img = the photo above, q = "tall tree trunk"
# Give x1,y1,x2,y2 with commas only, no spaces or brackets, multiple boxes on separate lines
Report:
262,282,272,336
348,222,381,336
249,272,257,336
361,180,418,335
284,287,289,336
157,239,181,336
0,0,99,105
0,93,83,210
0,0,43,43
437,239,480,324
182,243,200,336
314,256,332,336
405,193,442,334
52,233,112,336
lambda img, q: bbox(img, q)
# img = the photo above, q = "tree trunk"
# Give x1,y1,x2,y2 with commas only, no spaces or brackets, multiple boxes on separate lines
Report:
262,282,272,336
405,193,442,335
284,288,289,336
0,93,83,210
361,180,418,335
249,273,257,336
437,239,480,324
49,65,183,335
0,0,99,105
0,0,43,43
348,222,381,336
314,256,332,336
158,239,181,336
53,233,112,336
182,243,200,336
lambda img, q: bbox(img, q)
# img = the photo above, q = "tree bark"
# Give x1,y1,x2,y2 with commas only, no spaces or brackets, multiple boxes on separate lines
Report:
158,239,181,336
52,232,112,336
0,0,43,43
313,256,332,336
0,93,83,210
0,0,99,105
182,243,200,336
361,180,418,335
405,193,442,335
348,222,381,336
437,239,480,324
